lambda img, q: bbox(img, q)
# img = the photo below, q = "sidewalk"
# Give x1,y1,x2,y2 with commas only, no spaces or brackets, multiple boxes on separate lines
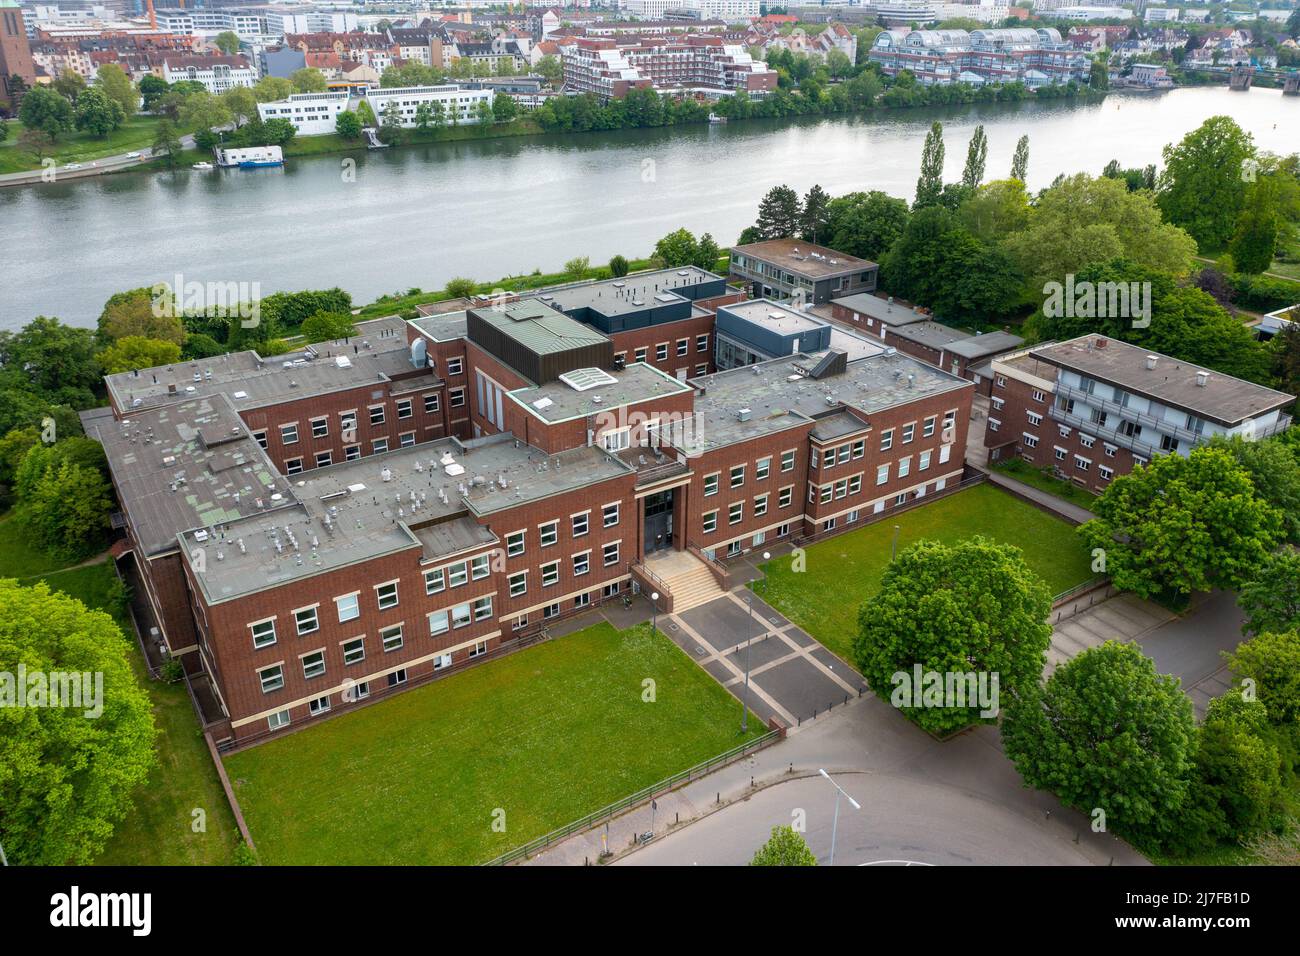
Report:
983,469,1095,525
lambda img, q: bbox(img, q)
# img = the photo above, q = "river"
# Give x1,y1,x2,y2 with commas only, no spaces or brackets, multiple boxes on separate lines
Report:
2,86,1296,330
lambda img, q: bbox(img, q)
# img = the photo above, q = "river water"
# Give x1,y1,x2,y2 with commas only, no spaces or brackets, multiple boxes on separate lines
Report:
2,86,1296,330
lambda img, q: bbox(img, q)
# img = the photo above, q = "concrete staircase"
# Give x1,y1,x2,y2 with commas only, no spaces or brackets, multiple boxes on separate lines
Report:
641,550,725,614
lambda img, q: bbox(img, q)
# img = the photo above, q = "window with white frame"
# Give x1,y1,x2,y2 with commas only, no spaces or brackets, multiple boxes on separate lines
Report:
425,567,445,595
295,606,319,635
603,502,619,527
902,423,915,444
286,457,304,476
779,486,792,508
452,603,472,629
376,581,399,610
342,637,365,665
541,561,559,587
280,423,299,445
730,464,745,488
259,664,284,693
302,651,326,680
880,429,894,451
756,456,771,480
1027,411,1043,426
450,388,465,407
309,695,330,716
754,493,768,517
702,510,717,534
729,501,743,525
251,619,276,649
898,457,911,478
572,551,590,576
473,596,493,621
697,334,709,352
572,512,589,537
396,399,412,420
919,450,932,471
506,530,525,557
380,624,403,652
470,555,490,580
448,561,468,588
876,463,890,485
603,428,630,452
446,357,463,376
335,593,360,623
1023,433,1039,448
369,405,385,426
311,417,328,438
429,610,449,636
268,710,290,730
315,451,333,468
424,393,440,414
781,450,796,472
603,541,620,566
539,521,558,547
509,571,527,597
704,473,719,496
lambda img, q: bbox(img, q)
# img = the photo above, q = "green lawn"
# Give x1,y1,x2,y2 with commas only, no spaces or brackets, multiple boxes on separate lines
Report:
992,457,1098,511
224,621,764,865
755,484,1096,662
0,115,180,174
20,555,241,865
0,514,73,578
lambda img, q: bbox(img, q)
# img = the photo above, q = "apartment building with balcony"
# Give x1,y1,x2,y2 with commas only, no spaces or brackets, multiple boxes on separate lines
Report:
559,33,776,100
984,335,1295,491
730,239,878,304
91,271,973,749
869,27,1092,87
161,54,258,93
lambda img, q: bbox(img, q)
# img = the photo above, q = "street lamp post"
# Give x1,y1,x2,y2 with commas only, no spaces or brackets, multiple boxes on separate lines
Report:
818,768,861,866
740,551,771,734
891,524,901,561
650,591,660,635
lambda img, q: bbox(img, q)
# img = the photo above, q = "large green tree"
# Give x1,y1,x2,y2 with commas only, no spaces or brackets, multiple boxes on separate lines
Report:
754,184,802,240
14,449,112,561
1010,133,1029,182
97,336,182,375
0,581,157,865
1206,435,1300,544
73,87,125,138
800,184,831,244
958,179,1031,245
750,825,818,866
1157,115,1255,250
961,124,987,189
1237,551,1300,637
18,86,74,139
1226,629,1300,726
94,63,138,118
853,536,1052,736
1001,641,1196,842
1078,446,1285,600
825,190,910,262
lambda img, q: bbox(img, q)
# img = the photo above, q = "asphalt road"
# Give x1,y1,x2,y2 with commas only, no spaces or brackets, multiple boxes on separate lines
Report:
0,133,198,187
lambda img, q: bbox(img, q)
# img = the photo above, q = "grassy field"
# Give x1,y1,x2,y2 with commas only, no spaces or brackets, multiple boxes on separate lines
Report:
225,621,764,865
0,514,73,577
992,457,1098,511
755,484,1096,662
0,115,179,174
6,530,242,866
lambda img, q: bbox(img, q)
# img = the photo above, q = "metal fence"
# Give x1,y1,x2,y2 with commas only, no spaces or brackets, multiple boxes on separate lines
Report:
481,729,782,866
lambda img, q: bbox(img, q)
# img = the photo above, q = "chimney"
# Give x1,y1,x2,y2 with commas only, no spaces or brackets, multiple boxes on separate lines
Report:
1145,355,1158,371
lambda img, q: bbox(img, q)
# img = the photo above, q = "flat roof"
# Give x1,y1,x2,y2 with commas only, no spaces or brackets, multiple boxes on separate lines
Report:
668,350,969,454
945,330,1025,360
508,361,693,424
181,434,633,604
721,299,827,334
535,266,720,318
470,300,609,354
1034,335,1295,425
410,310,469,343
88,394,296,558
732,239,877,279
830,293,929,326
105,316,413,413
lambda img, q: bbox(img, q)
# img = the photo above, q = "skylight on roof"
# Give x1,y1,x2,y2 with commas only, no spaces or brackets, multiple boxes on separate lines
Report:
559,368,618,392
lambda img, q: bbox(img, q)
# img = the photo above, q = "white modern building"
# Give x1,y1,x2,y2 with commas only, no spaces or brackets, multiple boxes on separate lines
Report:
257,90,352,135
153,9,268,40
681,0,760,21
361,85,494,127
262,9,360,35
161,55,258,93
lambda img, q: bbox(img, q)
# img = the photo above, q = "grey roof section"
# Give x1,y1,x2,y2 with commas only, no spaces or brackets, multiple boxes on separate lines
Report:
180,434,633,604
887,320,967,350
809,409,872,442
411,516,499,563
830,293,930,327
105,316,412,414
733,239,876,279
824,327,888,362
536,266,720,317
1034,335,1295,425
470,300,609,354
89,394,296,558
508,362,693,424
944,330,1025,360
410,310,470,343
722,299,827,334
668,350,969,454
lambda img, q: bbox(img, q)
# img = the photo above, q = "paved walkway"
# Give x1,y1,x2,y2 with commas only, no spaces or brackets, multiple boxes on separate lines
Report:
0,132,198,187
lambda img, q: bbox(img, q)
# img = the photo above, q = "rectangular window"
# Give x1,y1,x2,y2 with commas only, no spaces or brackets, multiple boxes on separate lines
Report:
677,338,688,357
396,399,412,420
821,449,835,469
898,457,911,478
302,651,325,680
471,555,490,580
919,450,932,471
730,465,745,488
280,423,299,445
311,417,328,438
754,494,768,517
388,669,407,687
1027,412,1043,426
342,637,365,665
702,510,717,534
923,416,937,438
309,695,330,716
315,451,332,468
259,664,284,694
696,334,709,353
779,486,792,508
1032,389,1046,403
369,405,385,426
880,429,894,451
251,619,276,649
450,388,465,408
543,603,560,620
469,641,488,659
473,596,493,621
506,530,525,557
509,571,527,597
656,343,668,361
820,485,833,504
286,457,304,476
834,479,848,499
268,710,290,730
443,562,465,588
424,393,440,414
1023,433,1039,449
295,606,319,636
336,593,360,623
876,464,890,485
781,450,796,472
635,347,647,363
376,581,399,610
452,603,472,629
603,541,620,566
425,567,445,595
541,561,560,587
399,432,416,448
902,423,915,444
372,439,388,455
573,551,590,576
756,457,771,480
704,473,719,496
603,502,619,527
729,501,743,525
344,445,361,462
603,428,630,452
340,411,357,434
572,512,589,537
539,521,558,547
1074,456,1091,472
428,610,449,636
447,357,463,376
1099,465,1114,480
851,440,865,459
696,363,708,376
849,475,862,495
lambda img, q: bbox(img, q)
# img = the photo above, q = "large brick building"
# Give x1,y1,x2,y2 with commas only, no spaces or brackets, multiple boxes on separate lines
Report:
984,335,1294,491
92,268,974,748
